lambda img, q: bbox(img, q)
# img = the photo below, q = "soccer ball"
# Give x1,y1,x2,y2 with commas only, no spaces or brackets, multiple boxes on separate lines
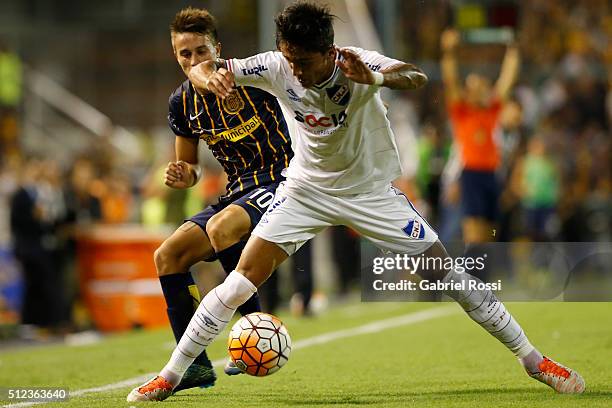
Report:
228,312,291,376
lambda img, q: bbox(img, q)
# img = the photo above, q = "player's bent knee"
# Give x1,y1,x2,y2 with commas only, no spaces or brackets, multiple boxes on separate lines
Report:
154,240,190,277
236,262,268,289
154,245,174,277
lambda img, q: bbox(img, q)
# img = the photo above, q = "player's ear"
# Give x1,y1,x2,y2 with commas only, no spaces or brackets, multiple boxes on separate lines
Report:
215,42,222,58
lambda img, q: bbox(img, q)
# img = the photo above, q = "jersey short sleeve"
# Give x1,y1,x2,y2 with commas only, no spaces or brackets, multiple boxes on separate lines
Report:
345,47,404,72
167,87,193,138
226,51,283,92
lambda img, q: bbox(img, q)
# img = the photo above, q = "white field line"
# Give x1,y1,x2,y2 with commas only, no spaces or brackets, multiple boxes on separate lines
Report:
3,306,458,407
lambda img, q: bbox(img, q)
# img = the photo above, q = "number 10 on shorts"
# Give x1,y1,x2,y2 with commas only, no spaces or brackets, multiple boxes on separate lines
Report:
248,187,275,209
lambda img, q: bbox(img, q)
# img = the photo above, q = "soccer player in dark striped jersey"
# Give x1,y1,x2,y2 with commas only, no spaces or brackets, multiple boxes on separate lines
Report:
155,7,293,393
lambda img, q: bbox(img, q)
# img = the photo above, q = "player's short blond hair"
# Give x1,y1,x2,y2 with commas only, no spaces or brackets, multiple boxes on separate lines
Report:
170,7,218,44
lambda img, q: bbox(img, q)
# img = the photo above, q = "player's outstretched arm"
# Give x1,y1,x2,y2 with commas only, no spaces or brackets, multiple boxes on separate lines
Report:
164,136,201,189
188,59,235,99
495,42,520,101
378,63,428,90
336,47,427,90
440,28,461,102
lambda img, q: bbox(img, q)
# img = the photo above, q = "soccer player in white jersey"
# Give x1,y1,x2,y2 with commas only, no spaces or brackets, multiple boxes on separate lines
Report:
128,2,584,402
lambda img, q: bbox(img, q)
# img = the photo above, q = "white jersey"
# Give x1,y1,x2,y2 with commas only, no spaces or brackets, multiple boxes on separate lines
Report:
227,47,404,195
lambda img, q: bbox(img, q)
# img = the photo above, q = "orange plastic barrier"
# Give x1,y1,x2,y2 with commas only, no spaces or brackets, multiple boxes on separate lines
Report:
77,225,172,332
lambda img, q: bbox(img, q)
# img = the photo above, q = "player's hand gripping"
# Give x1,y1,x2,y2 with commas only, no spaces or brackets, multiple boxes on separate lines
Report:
164,160,195,189
206,67,236,99
335,47,378,85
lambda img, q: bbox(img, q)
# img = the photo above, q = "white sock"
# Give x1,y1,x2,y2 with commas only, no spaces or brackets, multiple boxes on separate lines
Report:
519,348,545,374
160,271,257,386
442,269,536,359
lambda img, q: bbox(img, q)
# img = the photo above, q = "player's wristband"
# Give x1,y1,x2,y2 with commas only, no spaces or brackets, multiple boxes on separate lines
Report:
372,71,384,86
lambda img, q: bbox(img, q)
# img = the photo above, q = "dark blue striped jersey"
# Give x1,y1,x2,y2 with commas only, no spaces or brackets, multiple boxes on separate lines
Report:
168,80,293,201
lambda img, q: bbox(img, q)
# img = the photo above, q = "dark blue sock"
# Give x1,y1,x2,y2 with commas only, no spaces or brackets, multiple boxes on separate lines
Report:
159,273,211,367
217,241,262,315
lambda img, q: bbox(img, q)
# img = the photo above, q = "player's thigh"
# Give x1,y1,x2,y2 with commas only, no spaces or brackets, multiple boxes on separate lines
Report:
344,186,438,255
251,182,334,257
157,221,215,273
206,204,252,242
232,182,282,230
236,235,289,287
207,183,284,245
163,221,215,260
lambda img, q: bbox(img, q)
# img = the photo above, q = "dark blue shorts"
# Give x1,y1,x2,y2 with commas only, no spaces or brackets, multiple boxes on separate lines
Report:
460,169,499,222
187,181,281,240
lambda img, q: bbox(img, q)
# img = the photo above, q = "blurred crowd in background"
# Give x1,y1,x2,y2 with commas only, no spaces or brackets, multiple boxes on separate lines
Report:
0,0,609,337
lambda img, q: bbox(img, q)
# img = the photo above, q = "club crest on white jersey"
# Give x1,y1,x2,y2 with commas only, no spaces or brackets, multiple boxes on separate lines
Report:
326,84,350,106
403,218,426,240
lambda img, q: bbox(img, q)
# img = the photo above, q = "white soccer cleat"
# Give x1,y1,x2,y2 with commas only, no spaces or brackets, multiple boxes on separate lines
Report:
224,359,244,376
126,376,174,402
529,356,585,394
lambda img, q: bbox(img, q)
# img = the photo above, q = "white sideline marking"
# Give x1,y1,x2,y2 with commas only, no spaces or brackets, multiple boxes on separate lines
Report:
3,306,457,407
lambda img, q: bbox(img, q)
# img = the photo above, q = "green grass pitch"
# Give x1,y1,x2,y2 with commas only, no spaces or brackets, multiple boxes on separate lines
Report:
1,302,610,407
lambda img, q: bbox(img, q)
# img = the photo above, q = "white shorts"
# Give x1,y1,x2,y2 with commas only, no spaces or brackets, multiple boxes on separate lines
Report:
252,180,438,256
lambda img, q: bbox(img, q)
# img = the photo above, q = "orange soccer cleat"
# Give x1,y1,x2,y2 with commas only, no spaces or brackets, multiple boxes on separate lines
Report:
529,356,585,394
126,376,174,402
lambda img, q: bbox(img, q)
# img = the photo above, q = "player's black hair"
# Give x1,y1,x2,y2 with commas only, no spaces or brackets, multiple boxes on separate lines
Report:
275,2,335,53
170,7,219,44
